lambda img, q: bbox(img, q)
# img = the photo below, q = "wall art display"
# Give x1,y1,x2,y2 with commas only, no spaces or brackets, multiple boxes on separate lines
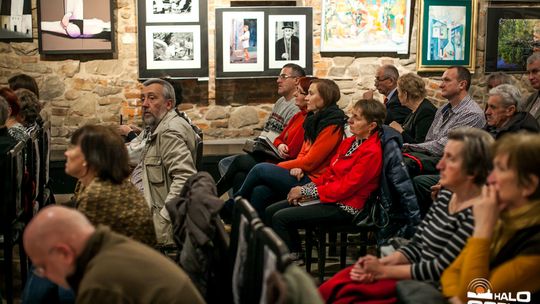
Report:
268,14,309,69
417,0,477,72
320,0,412,53
0,0,33,41
485,7,540,73
37,0,114,54
138,0,208,79
145,0,199,23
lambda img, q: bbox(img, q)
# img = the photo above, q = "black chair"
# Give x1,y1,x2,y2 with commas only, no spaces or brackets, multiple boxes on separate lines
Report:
37,121,53,208
24,126,40,219
230,197,264,304
0,142,29,304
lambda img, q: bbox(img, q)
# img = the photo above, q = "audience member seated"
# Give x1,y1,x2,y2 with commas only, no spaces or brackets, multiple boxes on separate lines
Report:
8,73,40,99
524,53,540,125
15,88,43,131
484,84,539,139
403,66,485,177
0,97,17,155
442,133,540,303
227,79,346,218
389,73,436,144
23,206,205,304
319,127,494,304
266,98,385,259
0,87,29,142
216,77,316,196
486,71,513,92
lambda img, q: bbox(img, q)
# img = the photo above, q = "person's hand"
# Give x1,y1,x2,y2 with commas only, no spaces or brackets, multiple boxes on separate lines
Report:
362,89,375,100
350,255,378,282
362,255,386,280
277,144,290,158
287,186,303,205
473,184,502,238
448,296,464,304
389,121,403,133
281,53,289,60
118,124,133,136
290,168,304,181
430,183,442,201
129,124,142,134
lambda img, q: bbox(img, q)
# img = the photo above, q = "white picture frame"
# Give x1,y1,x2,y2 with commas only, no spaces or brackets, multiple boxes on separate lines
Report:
145,0,199,23
222,11,265,73
145,25,201,70
268,15,306,69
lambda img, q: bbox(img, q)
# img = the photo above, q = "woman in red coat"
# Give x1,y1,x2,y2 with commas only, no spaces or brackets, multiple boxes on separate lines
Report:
265,98,385,258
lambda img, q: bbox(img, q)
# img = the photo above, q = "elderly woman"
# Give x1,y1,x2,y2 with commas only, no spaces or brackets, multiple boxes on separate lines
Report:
442,133,540,303
66,125,156,245
216,77,317,196
389,73,436,144
266,99,385,257
319,128,494,304
0,87,29,142
230,79,346,216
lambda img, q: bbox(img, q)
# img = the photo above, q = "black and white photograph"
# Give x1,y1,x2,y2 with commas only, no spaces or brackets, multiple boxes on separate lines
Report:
146,0,198,23
268,14,307,69
0,0,33,41
145,25,200,70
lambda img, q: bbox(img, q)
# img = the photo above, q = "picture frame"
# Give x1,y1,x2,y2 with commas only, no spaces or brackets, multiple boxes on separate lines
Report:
416,0,478,72
485,7,540,73
37,0,115,54
320,0,412,53
216,7,313,78
0,0,33,41
137,0,209,79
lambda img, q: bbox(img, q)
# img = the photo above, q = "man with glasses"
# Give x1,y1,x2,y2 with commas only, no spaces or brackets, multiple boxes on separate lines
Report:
524,53,540,126
218,63,305,181
364,64,410,125
23,206,204,304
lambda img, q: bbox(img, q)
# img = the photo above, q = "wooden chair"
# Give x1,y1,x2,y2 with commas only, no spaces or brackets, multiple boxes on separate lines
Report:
37,121,53,208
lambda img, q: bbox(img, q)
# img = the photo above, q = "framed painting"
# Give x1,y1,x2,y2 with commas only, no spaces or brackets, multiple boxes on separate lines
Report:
267,7,312,73
320,0,412,53
416,0,478,72
145,0,199,23
485,7,540,73
0,0,33,41
137,0,208,79
216,8,265,77
37,0,115,54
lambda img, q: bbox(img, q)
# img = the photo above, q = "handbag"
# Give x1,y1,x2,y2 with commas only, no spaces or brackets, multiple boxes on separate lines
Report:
352,194,389,228
242,137,284,161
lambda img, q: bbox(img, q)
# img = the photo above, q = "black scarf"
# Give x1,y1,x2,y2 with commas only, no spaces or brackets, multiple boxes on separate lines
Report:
303,104,346,143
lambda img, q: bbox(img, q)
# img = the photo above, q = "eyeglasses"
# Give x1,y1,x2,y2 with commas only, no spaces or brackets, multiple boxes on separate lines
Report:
278,74,296,80
375,76,390,82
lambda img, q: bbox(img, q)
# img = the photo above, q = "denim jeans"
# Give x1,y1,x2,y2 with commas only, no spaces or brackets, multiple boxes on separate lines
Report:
234,163,311,217
22,267,75,304
265,200,353,252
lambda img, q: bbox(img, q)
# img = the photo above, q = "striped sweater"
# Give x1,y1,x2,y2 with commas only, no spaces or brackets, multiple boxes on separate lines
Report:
398,189,474,284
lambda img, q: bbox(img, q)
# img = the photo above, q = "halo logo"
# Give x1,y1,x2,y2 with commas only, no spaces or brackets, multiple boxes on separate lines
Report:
467,278,531,304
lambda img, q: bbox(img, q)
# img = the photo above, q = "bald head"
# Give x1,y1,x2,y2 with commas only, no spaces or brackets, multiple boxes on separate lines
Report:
24,206,95,288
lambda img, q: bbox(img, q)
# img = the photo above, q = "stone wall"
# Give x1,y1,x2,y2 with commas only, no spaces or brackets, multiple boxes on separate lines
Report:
0,0,537,153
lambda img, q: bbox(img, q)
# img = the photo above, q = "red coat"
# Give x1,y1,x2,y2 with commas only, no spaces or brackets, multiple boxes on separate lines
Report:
314,132,382,210
273,110,307,160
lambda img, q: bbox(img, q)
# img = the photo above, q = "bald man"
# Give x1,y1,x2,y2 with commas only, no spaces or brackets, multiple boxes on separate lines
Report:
24,206,204,304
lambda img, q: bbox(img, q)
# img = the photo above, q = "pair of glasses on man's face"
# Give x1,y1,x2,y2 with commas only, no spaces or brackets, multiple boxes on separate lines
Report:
278,74,296,80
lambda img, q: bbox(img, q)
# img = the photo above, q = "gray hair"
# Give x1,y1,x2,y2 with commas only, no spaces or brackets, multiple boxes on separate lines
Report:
0,96,9,126
486,72,512,86
488,84,523,111
527,52,540,65
381,64,399,82
448,127,495,186
142,78,176,104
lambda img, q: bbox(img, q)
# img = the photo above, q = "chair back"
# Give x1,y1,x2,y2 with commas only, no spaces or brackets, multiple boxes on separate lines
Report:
25,127,40,203
0,142,25,226
38,121,52,208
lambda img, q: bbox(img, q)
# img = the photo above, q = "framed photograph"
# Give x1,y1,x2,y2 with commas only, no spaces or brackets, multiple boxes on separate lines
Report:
145,0,199,23
37,0,115,54
0,0,33,41
416,0,478,72
320,0,412,53
137,0,208,79
485,7,540,73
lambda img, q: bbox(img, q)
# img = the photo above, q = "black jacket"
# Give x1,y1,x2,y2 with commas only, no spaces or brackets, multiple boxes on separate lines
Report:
385,91,411,125
401,99,437,144
484,111,540,139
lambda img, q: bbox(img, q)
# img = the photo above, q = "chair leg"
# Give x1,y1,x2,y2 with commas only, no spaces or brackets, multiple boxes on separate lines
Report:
317,229,326,282
328,231,337,256
340,232,347,269
4,232,14,304
305,229,313,273
19,238,28,285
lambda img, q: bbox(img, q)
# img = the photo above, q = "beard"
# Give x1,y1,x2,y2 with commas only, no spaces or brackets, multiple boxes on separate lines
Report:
143,108,167,128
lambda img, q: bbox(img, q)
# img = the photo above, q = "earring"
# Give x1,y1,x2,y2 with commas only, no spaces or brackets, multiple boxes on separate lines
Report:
83,162,87,167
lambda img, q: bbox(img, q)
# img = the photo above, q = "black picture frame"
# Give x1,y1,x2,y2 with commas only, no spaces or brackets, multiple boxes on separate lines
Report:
216,7,313,78
37,0,115,54
0,0,33,42
137,0,209,79
485,7,540,73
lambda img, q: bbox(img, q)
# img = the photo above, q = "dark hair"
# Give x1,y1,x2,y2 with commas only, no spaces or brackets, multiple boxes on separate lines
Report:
0,87,21,119
297,76,318,94
449,66,472,91
447,127,494,186
283,63,306,77
8,74,39,99
71,125,130,184
310,79,341,108
162,77,184,106
353,99,386,133
15,89,42,126
0,96,9,126
494,133,540,200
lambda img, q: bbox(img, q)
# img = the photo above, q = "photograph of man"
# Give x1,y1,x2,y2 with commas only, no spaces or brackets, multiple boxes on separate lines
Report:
275,21,299,61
